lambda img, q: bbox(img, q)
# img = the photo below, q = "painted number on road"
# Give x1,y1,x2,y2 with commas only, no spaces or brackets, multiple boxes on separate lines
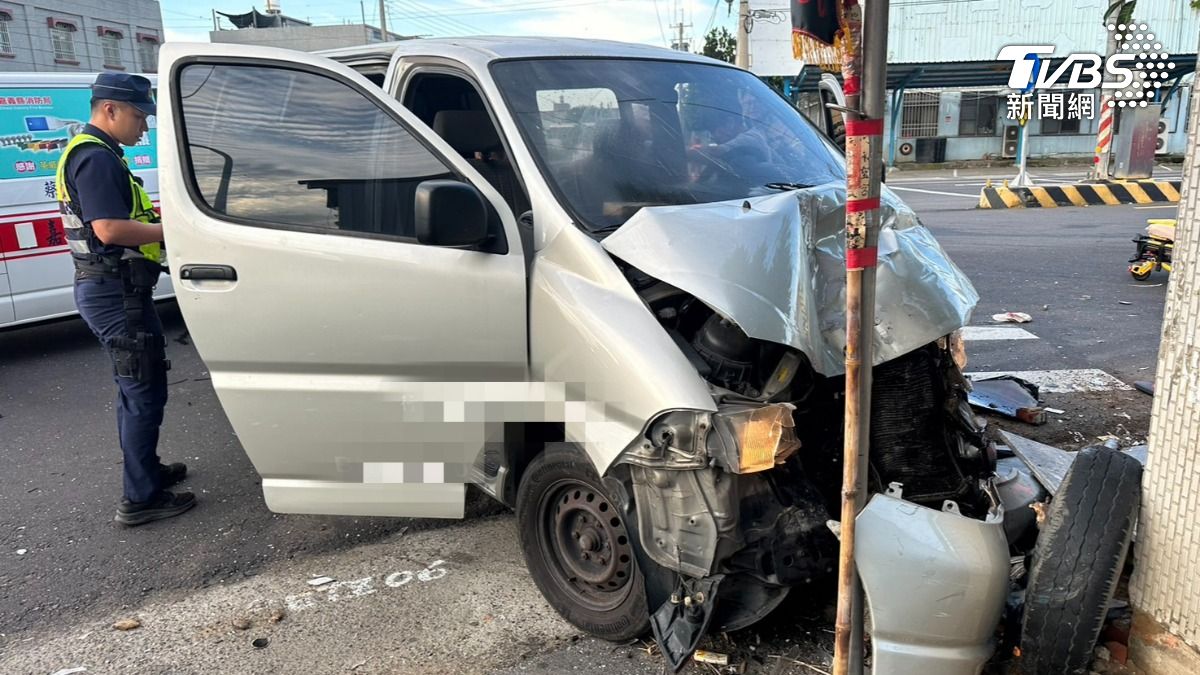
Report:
285,560,448,612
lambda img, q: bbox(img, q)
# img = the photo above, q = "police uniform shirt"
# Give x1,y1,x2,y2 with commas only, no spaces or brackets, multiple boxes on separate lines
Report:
63,124,134,258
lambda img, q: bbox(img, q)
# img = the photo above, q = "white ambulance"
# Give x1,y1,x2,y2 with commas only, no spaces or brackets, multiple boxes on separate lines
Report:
0,72,171,329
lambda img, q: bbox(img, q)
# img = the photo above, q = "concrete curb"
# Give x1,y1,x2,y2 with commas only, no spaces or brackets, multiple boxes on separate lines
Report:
978,179,1182,208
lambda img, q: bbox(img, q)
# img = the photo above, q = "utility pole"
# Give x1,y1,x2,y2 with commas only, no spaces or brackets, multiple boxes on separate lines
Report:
670,5,691,51
833,0,888,674
1129,43,1200,672
736,0,750,68
379,0,388,40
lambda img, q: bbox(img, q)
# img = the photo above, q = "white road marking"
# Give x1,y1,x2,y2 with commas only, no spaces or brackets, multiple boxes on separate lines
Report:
960,326,1039,341
1134,204,1178,210
888,185,980,198
286,561,449,613
967,369,1132,393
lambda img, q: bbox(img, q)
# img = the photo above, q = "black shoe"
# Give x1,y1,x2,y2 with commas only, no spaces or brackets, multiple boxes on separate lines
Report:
159,462,188,487
115,490,197,526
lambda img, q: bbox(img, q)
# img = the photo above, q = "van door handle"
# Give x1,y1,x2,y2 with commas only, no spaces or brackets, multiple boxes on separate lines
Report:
179,264,237,281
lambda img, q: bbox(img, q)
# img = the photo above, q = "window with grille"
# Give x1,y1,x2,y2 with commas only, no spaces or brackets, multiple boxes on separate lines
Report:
899,91,940,138
0,15,12,55
51,22,76,62
138,36,158,72
958,92,999,136
101,31,122,67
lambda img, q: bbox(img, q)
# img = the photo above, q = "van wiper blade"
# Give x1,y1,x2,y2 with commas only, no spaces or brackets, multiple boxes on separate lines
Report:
764,182,815,191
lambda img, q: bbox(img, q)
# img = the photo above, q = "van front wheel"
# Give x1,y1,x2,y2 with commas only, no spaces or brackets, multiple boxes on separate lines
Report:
516,444,650,641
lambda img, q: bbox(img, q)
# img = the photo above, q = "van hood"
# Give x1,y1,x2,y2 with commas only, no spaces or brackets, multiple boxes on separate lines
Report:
600,183,979,376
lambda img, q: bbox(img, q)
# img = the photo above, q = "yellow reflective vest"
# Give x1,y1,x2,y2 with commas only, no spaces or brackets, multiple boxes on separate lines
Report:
55,132,162,265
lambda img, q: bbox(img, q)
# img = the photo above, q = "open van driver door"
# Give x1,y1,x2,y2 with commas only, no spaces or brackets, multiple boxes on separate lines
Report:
156,43,527,518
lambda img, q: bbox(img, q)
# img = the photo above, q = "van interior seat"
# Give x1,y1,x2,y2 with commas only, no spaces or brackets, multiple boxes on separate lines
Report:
432,110,530,217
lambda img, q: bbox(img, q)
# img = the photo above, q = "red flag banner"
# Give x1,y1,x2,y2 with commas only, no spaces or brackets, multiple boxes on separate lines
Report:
791,0,853,72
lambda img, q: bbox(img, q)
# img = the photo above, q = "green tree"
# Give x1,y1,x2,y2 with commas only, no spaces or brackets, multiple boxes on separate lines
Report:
702,27,736,63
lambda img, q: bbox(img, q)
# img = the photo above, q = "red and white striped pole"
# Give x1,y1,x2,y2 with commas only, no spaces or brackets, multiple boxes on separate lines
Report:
1094,2,1128,179
1094,93,1116,178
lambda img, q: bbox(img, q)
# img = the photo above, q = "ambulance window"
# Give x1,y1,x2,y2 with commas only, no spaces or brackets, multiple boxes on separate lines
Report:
176,63,480,243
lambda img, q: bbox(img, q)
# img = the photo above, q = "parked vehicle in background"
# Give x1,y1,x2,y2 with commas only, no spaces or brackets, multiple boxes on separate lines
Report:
0,73,171,329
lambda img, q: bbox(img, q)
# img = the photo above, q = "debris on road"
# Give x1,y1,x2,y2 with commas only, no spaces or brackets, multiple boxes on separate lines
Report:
694,649,729,666
992,311,1033,323
231,617,251,631
1118,301,1132,305
252,637,269,649
50,668,87,675
1045,407,1066,415
270,608,286,623
112,619,140,631
968,375,1046,424
16,548,26,555
306,576,335,587
1133,381,1155,396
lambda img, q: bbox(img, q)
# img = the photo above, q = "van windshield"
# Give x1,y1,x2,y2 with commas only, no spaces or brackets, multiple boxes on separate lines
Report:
490,58,845,233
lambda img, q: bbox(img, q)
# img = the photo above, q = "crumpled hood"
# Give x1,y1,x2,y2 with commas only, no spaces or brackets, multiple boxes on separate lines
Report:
600,183,979,376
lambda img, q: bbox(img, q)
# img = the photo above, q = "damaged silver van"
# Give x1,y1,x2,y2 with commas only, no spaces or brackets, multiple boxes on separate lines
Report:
157,38,1137,674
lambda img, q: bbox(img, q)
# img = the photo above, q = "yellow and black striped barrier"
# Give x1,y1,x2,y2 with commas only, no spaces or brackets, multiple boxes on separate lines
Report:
978,179,1181,209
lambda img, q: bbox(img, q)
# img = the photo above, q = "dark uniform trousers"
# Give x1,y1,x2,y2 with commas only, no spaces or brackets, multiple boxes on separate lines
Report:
74,275,167,503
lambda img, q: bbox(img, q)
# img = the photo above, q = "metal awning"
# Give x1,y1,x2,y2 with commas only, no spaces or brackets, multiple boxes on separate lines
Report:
790,54,1196,91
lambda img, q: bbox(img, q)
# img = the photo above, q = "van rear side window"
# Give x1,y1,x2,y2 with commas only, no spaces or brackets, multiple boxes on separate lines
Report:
176,63,454,239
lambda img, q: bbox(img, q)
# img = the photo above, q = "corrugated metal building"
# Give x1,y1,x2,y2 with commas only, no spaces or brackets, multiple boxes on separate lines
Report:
747,0,1197,162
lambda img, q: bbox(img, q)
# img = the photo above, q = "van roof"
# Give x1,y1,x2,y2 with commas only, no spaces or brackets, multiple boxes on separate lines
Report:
318,36,724,69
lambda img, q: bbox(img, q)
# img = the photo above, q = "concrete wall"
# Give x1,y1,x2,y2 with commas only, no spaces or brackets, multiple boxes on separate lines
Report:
0,0,163,73
1129,66,1200,675
210,24,400,52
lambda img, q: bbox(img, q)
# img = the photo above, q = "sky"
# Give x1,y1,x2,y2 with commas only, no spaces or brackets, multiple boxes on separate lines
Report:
159,0,739,50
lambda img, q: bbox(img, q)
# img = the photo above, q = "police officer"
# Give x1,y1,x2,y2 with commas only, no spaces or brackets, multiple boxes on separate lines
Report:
59,73,196,526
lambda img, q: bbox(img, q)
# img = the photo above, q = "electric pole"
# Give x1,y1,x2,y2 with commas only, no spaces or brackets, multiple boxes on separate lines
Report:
670,6,691,51
736,0,750,68
379,0,388,40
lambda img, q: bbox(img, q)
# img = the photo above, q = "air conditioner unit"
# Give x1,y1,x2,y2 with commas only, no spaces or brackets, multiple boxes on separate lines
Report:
1155,118,1169,155
1002,125,1019,158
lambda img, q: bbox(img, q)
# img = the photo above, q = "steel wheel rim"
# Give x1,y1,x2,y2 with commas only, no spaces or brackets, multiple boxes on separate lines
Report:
536,478,636,612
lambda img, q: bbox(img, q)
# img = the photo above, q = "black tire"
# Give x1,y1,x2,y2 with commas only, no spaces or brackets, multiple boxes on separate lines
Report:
1020,446,1142,675
516,444,649,641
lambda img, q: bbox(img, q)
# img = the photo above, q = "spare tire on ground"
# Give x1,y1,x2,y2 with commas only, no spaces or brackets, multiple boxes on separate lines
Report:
1020,445,1143,675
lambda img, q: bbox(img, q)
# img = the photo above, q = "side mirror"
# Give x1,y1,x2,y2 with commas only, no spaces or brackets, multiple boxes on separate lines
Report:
414,179,489,247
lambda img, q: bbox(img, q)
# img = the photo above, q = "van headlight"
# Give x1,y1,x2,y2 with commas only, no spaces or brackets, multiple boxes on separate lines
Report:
618,404,800,474
710,403,800,474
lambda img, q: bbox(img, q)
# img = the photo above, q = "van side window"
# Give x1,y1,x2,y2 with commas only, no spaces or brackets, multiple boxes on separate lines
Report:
176,63,453,240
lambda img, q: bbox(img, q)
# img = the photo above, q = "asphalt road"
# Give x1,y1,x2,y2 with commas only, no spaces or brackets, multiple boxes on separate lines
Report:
0,168,1177,674
889,165,1175,383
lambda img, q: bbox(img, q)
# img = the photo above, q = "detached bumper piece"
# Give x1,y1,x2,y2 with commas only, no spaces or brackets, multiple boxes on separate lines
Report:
650,575,725,672
856,492,1010,675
